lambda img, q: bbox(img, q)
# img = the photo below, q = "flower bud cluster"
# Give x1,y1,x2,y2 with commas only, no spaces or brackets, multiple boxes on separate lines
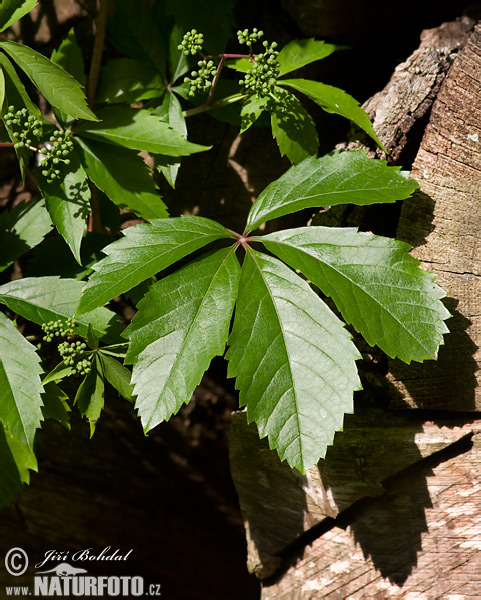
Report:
4,106,42,149
184,59,217,96
178,29,204,56
58,340,91,376
239,41,280,97
42,318,91,376
40,129,74,184
41,318,75,342
237,28,264,48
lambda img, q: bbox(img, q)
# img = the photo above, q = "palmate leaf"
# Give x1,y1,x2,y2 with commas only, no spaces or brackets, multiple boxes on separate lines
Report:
240,94,269,134
50,28,86,126
51,28,86,87
245,151,418,233
0,54,41,180
75,105,210,156
74,137,168,221
37,148,90,265
107,0,167,74
125,248,240,430
0,425,37,508
98,352,134,402
0,312,44,449
4,427,37,483
226,250,361,472
41,382,71,429
0,276,123,342
77,216,233,315
74,354,104,437
168,24,190,84
0,0,37,33
0,198,53,272
277,39,345,77
278,78,383,148
261,227,450,363
271,87,318,164
153,91,187,187
0,41,97,121
96,58,165,104
0,425,23,508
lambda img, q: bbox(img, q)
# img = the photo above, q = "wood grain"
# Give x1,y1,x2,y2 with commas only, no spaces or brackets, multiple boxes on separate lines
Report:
388,25,481,411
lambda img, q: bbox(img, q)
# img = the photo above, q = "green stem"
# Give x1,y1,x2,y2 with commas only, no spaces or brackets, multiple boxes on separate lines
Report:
87,0,109,108
86,0,108,235
183,93,247,118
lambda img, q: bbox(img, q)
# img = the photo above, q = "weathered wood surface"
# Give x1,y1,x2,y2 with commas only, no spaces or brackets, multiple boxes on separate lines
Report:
230,411,480,579
261,431,481,599
388,24,481,411
341,17,474,162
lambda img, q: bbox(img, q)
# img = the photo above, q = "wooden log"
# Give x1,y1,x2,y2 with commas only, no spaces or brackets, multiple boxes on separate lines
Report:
261,431,481,599
388,25,481,411
230,411,480,578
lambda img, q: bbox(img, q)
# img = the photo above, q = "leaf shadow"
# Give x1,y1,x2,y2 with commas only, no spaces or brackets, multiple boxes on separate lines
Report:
316,409,430,587
67,180,91,220
388,300,478,411
157,114,289,232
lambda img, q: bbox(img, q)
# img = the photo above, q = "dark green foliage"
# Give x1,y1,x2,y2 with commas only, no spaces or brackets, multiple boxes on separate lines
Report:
0,1,450,505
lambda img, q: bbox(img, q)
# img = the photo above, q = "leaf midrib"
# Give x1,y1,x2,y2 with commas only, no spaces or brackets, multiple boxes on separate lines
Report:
275,240,434,354
144,248,236,429
82,232,225,312
247,249,304,462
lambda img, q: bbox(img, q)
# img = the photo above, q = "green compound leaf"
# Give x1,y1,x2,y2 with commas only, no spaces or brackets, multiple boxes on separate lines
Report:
50,28,86,126
271,87,318,164
0,59,5,110
0,425,24,508
246,151,418,233
0,54,40,117
0,41,97,121
51,28,86,87
107,0,167,75
38,148,90,265
75,105,210,156
41,382,71,429
0,276,123,342
77,216,233,315
74,137,168,221
261,227,451,363
4,427,37,484
0,424,37,508
277,39,344,77
74,354,104,437
125,248,240,431
0,312,44,449
0,198,53,272
278,78,383,148
41,361,74,385
98,353,134,403
226,57,252,73
168,24,190,84
153,91,187,188
96,58,165,104
240,94,268,134
0,54,41,180
226,250,361,472
0,0,37,33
